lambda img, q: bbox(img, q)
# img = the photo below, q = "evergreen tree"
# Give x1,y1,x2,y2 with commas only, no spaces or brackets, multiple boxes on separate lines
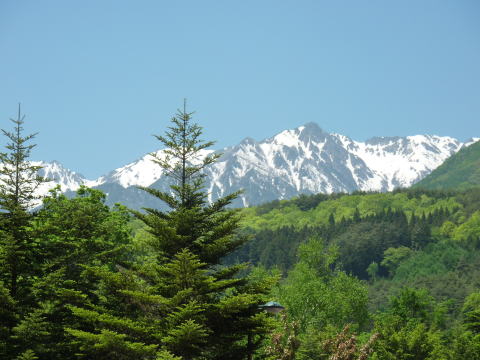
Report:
67,103,275,359
133,101,244,262
16,187,133,359
0,104,45,299
0,105,46,358
410,215,431,250
0,281,15,357
328,213,335,227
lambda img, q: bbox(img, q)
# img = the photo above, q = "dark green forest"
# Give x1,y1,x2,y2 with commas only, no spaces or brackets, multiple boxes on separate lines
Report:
1,106,479,359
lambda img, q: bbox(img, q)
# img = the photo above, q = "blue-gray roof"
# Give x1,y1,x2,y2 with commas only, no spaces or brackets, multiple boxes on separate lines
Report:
260,301,284,308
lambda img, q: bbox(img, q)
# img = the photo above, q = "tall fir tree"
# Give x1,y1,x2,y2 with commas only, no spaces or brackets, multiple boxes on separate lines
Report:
0,104,46,358
0,104,44,298
67,102,276,359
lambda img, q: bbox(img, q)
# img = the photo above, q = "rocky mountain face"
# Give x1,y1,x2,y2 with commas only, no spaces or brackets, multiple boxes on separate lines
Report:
33,123,477,209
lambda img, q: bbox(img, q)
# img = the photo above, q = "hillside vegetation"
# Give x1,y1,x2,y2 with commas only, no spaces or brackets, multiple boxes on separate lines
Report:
225,187,480,359
414,140,480,190
231,189,478,274
241,190,460,230
132,182,480,359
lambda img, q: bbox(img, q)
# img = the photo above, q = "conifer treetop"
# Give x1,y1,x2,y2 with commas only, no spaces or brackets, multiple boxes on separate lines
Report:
143,100,221,209
0,104,45,211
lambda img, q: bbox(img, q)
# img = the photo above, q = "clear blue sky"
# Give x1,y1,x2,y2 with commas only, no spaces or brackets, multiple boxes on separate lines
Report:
1,1,479,179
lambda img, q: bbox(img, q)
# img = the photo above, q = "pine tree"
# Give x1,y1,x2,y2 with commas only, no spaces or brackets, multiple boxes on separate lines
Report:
67,102,276,359
0,104,45,300
328,213,335,227
0,105,46,358
133,101,244,262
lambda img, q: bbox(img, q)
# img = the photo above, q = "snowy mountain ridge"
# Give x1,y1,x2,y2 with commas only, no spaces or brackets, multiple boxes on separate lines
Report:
30,123,478,208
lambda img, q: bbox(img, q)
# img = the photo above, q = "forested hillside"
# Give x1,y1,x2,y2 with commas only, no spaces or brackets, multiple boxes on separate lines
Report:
232,188,477,274
1,106,479,359
414,140,480,190
223,187,480,358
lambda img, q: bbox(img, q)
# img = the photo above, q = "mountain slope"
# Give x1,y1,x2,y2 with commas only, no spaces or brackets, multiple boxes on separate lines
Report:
30,123,476,209
34,160,87,197
413,139,480,190
99,123,464,208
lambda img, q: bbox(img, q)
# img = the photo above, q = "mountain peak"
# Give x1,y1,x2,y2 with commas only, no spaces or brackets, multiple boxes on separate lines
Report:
299,122,323,133
297,122,327,143
27,124,472,209
239,137,257,146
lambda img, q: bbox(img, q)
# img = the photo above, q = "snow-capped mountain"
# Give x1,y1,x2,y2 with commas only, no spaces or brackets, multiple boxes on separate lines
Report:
32,123,477,208
95,149,215,189
333,133,463,191
200,123,464,206
35,161,86,191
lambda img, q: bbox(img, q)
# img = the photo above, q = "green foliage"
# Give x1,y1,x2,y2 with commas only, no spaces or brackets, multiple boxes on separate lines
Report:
0,281,15,357
0,104,44,211
336,219,411,279
236,189,480,358
414,140,480,191
11,307,51,356
1,105,479,359
275,238,369,334
370,288,451,359
3,186,133,359
451,329,480,360
371,317,450,360
224,187,480,359
66,328,159,360
67,104,275,359
381,247,413,277
369,240,480,315
389,288,435,323
241,190,460,232
440,220,457,237
449,292,480,359
453,210,480,247
33,186,132,274
232,189,463,280
393,241,470,283
226,225,318,274
462,291,480,334
16,349,39,360
0,105,45,300
0,105,47,358
366,262,379,282
456,187,480,217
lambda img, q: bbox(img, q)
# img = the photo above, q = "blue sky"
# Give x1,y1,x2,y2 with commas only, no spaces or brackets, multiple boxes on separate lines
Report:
1,1,479,178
